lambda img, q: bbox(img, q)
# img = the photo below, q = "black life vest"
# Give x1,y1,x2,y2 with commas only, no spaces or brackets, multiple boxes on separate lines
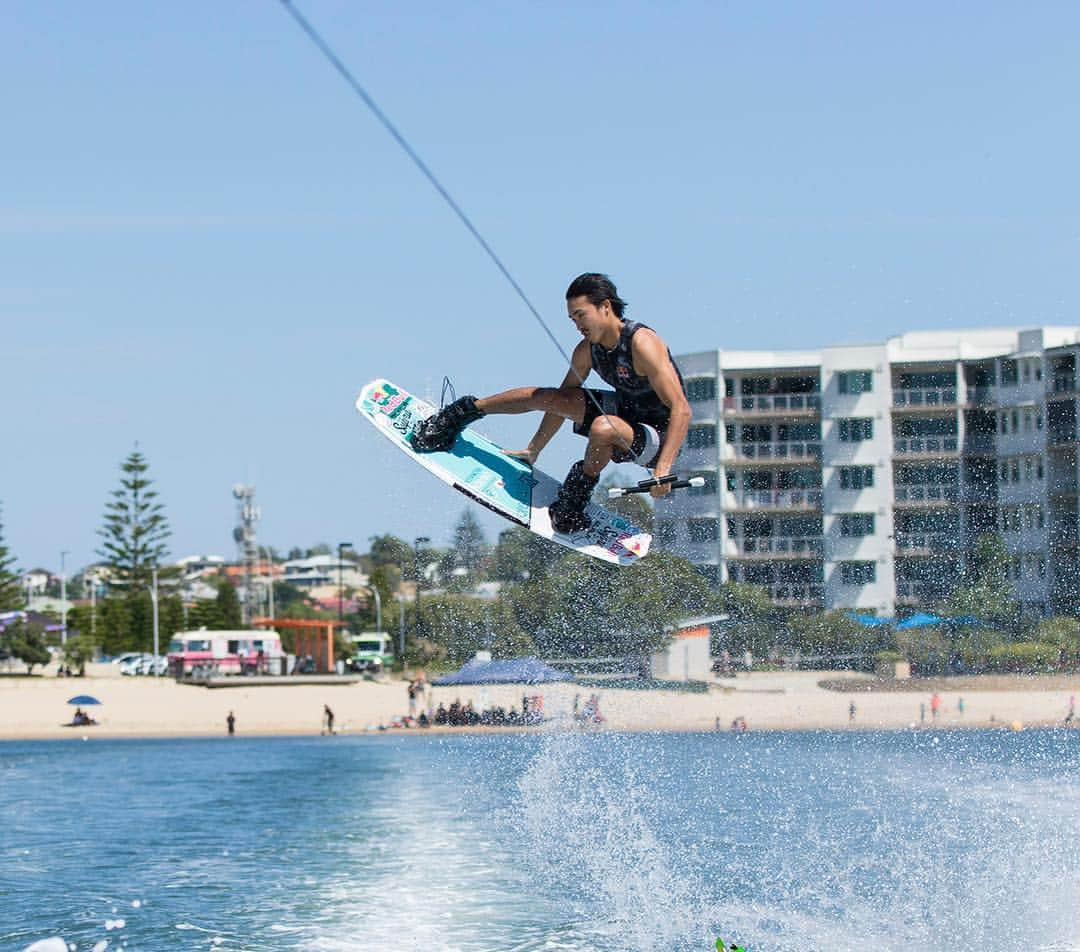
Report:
589,320,685,424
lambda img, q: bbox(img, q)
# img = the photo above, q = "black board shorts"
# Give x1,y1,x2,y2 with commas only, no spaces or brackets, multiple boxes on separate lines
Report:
572,388,666,467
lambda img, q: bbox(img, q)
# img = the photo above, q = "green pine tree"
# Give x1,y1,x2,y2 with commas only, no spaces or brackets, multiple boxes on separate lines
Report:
216,579,243,629
0,502,22,611
97,447,172,591
451,509,488,579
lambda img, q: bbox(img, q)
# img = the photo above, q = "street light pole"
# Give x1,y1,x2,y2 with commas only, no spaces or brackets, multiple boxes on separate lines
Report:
150,568,160,676
337,542,353,623
413,536,430,643
397,593,405,659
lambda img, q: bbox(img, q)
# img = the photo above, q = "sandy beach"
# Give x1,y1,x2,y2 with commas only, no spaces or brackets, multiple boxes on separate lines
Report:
2,664,1078,740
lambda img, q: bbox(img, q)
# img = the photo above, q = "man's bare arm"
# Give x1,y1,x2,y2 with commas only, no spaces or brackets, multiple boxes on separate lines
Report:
632,330,692,496
507,341,592,464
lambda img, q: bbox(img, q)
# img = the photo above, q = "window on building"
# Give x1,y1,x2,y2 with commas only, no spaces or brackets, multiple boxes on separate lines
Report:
1001,359,1018,385
839,513,875,536
838,418,873,442
1024,409,1033,432
685,377,717,402
838,370,873,394
999,412,1008,435
724,423,736,444
840,561,876,585
694,564,721,586
688,518,720,543
687,424,716,449
689,472,718,496
654,521,677,545
839,465,875,490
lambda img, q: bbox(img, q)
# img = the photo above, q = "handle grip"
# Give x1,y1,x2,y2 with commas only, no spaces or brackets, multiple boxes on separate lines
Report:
607,475,705,498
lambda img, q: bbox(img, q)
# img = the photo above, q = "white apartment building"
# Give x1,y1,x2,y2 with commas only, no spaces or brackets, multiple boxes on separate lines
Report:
659,327,1080,618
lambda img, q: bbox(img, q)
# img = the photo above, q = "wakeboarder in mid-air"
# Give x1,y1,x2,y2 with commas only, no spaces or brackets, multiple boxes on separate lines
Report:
411,272,692,532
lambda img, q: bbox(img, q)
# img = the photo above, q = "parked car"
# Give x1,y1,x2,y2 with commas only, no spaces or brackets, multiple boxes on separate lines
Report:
112,652,144,668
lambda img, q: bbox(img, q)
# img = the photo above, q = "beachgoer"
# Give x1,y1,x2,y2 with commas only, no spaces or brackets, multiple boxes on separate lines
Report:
226,711,236,736
930,693,941,721
410,273,691,532
849,701,856,723
323,704,335,735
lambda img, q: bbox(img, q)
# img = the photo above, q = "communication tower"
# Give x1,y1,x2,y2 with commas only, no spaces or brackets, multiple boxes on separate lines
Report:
232,484,260,626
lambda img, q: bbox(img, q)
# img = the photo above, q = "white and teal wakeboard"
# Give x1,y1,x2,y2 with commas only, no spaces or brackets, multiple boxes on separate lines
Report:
355,378,651,566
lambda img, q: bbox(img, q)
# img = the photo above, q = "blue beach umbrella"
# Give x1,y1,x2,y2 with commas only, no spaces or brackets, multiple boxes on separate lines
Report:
67,695,102,706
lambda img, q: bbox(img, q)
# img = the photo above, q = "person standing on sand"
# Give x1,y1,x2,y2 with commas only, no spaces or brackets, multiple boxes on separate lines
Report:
930,693,941,722
226,711,236,736
323,704,335,735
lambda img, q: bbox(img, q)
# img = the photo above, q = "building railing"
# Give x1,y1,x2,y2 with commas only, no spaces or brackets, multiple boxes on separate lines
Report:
730,441,823,461
893,437,959,455
730,489,823,510
1049,428,1077,446
966,386,996,405
894,484,959,504
723,394,821,414
894,532,962,553
768,583,825,603
963,434,996,453
892,387,958,408
1051,376,1077,394
741,536,824,556
896,581,948,601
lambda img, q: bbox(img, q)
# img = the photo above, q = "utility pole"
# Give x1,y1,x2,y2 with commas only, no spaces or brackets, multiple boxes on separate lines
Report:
59,550,69,644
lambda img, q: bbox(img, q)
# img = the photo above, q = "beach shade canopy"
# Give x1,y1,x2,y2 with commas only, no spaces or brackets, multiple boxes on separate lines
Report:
67,695,102,706
848,613,894,628
894,613,943,630
432,656,572,686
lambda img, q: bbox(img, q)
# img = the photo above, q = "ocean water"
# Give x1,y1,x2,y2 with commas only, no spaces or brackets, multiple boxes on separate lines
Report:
3,729,1080,951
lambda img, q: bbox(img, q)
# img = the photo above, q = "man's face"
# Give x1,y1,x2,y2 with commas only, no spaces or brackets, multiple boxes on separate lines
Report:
566,295,610,342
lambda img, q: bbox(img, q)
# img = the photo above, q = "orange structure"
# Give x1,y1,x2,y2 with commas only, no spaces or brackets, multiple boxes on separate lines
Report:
253,618,346,674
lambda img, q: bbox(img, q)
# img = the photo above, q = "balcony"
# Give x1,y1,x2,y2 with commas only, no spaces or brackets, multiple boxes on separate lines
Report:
732,536,824,559
895,581,949,605
1048,428,1078,447
892,387,959,410
1049,376,1077,395
727,442,823,464
723,394,821,416
963,434,996,454
893,437,959,457
727,489,823,512
768,583,825,606
894,532,962,555
893,485,959,506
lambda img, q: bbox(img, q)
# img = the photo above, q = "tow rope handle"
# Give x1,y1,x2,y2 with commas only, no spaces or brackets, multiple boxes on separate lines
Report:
607,475,705,498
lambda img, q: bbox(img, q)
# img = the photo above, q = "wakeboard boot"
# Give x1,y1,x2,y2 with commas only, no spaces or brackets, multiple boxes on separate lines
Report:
548,460,599,534
410,395,484,452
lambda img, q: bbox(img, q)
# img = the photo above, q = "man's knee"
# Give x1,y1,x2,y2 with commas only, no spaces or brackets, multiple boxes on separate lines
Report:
588,414,624,443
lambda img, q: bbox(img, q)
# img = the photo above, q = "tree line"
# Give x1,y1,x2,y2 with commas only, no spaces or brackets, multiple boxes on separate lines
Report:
3,449,1080,676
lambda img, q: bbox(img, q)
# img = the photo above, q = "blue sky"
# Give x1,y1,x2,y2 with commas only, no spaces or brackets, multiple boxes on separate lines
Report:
3,1,1078,573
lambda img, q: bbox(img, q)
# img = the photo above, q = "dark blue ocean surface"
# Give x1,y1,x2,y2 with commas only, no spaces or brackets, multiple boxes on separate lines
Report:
3,729,1080,951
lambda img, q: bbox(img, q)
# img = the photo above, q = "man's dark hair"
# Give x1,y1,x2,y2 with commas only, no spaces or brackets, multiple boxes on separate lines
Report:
566,273,628,318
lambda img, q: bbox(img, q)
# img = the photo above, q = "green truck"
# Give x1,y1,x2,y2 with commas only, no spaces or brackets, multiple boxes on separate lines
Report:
346,632,395,673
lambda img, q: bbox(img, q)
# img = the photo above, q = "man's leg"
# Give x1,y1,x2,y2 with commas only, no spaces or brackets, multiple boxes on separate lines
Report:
549,412,637,534
412,386,585,452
